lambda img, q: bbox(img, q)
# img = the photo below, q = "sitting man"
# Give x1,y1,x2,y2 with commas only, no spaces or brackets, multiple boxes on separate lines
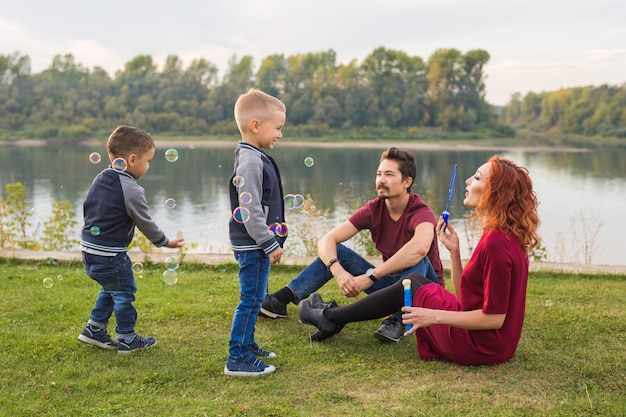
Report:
261,147,444,343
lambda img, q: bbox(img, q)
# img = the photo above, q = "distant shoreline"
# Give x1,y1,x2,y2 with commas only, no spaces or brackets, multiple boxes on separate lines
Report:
0,138,592,153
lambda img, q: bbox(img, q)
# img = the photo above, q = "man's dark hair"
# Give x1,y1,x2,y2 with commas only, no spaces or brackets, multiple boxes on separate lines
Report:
380,147,416,192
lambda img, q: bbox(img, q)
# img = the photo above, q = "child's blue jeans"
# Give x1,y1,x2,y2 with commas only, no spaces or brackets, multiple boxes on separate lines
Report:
82,251,137,336
228,249,270,360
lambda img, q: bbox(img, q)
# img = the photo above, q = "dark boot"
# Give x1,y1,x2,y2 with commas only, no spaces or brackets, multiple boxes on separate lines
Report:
298,293,344,341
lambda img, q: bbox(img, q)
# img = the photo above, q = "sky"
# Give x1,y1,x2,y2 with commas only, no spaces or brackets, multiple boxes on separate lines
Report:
1,0,625,105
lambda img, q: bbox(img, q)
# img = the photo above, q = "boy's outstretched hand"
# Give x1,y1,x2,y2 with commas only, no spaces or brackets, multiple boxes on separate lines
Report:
165,238,185,248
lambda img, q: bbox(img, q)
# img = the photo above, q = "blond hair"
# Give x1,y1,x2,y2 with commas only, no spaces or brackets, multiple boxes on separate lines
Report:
234,88,286,134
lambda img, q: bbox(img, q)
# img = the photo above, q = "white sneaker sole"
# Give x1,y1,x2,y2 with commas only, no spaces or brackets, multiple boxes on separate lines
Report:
223,364,276,377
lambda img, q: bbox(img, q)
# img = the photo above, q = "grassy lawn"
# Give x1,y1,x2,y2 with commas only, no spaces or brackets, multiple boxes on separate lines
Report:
0,257,624,416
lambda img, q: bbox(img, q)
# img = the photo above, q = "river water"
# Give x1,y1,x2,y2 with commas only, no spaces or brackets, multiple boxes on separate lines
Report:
1,141,624,266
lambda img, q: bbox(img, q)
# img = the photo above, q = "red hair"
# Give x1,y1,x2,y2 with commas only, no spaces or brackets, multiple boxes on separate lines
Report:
477,155,540,251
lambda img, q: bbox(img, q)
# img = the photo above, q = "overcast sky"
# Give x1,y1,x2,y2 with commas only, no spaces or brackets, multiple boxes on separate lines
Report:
1,0,624,105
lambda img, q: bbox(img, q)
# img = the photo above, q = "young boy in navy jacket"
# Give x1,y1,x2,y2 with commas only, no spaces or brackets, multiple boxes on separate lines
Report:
78,125,184,354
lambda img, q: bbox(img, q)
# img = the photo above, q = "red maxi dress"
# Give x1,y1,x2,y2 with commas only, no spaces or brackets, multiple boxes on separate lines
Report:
412,230,529,366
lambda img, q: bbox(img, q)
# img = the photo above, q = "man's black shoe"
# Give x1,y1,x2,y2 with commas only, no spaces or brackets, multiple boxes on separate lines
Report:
373,313,404,343
259,294,287,319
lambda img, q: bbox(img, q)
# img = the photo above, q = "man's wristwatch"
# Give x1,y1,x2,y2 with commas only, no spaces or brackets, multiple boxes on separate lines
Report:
365,268,378,282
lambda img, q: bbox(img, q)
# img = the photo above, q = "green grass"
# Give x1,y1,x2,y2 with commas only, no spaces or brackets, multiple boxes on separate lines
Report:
1,257,624,416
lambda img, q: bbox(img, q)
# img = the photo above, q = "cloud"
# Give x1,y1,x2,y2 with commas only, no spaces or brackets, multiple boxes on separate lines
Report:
583,48,626,62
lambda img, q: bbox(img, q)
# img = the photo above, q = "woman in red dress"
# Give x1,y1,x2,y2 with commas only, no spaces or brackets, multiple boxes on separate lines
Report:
299,155,540,365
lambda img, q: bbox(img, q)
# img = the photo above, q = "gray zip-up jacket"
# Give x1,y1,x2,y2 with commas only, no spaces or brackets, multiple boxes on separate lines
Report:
228,142,286,254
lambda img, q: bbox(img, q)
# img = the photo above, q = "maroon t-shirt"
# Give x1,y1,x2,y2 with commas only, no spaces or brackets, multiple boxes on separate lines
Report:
413,230,529,365
348,193,444,286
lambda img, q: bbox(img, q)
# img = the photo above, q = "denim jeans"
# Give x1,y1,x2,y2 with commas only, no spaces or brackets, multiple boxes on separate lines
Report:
82,252,137,335
287,243,439,303
229,249,270,360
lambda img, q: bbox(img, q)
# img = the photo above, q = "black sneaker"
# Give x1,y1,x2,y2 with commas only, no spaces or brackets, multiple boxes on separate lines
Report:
299,293,344,341
117,334,157,354
373,313,404,343
224,353,276,377
259,294,287,319
78,325,118,350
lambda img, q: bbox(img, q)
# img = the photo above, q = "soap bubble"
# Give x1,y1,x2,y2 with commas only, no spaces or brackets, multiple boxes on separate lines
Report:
269,222,289,237
239,192,253,205
284,194,305,209
90,225,101,236
112,158,127,172
164,255,179,270
162,269,178,285
43,277,54,288
132,262,144,274
304,157,315,167
165,198,177,209
89,152,102,164
232,207,251,223
165,148,179,162
232,176,245,187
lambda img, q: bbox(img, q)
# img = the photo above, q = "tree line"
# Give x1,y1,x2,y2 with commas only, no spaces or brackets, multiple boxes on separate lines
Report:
0,48,494,140
1,48,624,141
499,85,626,138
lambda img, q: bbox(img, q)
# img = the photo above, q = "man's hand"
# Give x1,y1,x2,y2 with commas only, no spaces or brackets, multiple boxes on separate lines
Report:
336,273,360,297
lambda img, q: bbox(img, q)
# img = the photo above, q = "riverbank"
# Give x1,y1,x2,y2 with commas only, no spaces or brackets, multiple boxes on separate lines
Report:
2,249,625,275
0,137,596,153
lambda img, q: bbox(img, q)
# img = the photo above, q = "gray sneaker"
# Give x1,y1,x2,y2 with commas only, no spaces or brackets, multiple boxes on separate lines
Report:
117,334,157,354
78,325,118,350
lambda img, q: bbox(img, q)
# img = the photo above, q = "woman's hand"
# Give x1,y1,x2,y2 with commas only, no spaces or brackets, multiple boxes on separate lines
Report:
400,306,439,335
436,217,460,254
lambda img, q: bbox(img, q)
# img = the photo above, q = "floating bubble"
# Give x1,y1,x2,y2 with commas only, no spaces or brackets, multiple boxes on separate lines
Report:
239,192,253,205
165,198,177,209
269,222,289,237
90,225,101,236
89,152,102,164
299,211,310,219
112,158,127,172
164,255,179,270
232,176,245,187
293,194,305,208
162,269,178,285
165,148,179,162
284,194,305,210
232,207,250,223
304,157,315,167
56,275,63,281
189,145,195,150
132,262,144,274
43,277,54,288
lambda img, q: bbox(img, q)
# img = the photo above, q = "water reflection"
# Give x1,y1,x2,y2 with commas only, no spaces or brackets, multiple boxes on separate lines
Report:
1,143,625,265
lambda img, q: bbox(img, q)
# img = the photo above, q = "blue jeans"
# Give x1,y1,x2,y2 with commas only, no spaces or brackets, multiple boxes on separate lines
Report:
229,249,270,360
287,243,439,302
82,252,137,336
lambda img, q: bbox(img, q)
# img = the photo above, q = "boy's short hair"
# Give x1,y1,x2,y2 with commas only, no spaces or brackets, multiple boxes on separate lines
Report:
234,88,286,134
107,125,155,160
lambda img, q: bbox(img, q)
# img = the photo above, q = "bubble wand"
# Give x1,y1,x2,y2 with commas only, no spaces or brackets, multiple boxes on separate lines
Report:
441,164,458,229
402,279,412,334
